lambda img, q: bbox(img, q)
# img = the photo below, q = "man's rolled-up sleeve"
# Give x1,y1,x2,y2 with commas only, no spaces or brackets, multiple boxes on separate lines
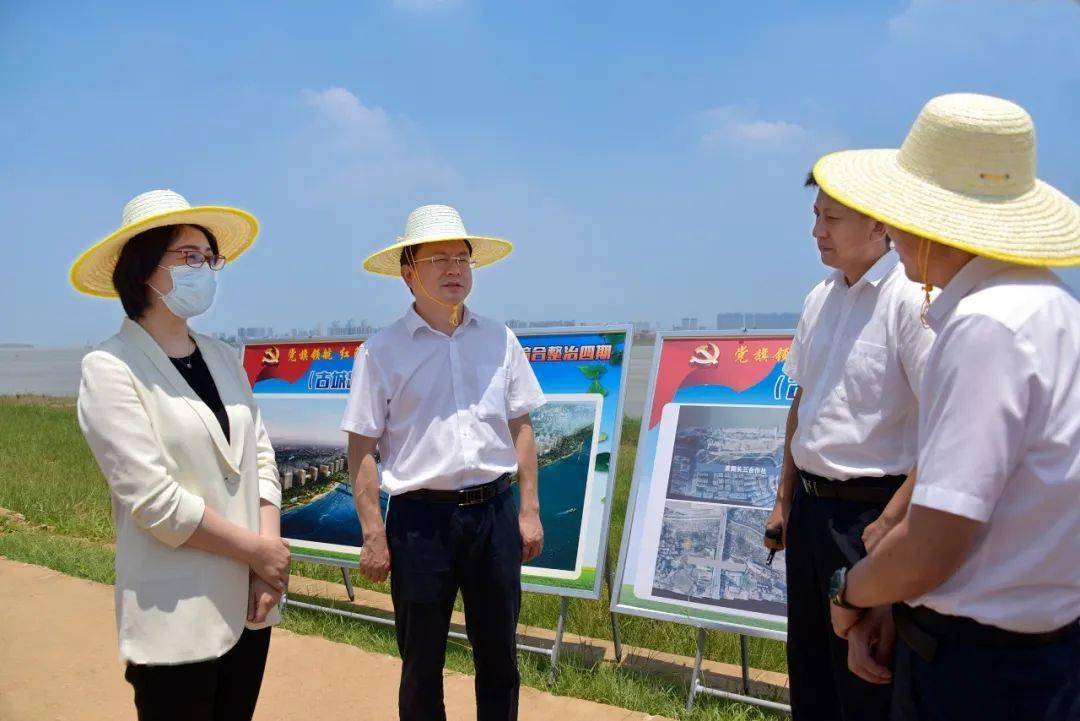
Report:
77,351,206,548
506,332,545,419
341,346,387,437
783,309,809,385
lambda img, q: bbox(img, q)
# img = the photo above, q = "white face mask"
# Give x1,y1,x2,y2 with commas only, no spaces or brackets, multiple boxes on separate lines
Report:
149,264,218,318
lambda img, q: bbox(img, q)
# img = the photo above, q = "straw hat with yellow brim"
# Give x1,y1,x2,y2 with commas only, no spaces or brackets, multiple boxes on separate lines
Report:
362,204,513,277
812,93,1080,267
70,189,260,298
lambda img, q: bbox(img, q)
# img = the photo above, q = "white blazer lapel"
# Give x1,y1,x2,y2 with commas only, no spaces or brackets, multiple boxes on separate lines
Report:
193,334,246,472
118,319,241,475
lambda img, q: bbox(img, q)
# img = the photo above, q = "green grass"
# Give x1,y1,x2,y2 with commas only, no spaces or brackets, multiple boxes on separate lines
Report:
0,397,789,718
0,397,113,540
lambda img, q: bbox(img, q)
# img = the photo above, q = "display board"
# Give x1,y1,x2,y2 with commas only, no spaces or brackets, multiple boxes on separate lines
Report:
514,327,632,597
611,332,796,639
242,325,632,599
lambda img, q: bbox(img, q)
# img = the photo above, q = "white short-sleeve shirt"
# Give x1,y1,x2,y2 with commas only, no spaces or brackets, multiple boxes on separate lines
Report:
909,257,1080,633
341,305,545,495
783,252,936,480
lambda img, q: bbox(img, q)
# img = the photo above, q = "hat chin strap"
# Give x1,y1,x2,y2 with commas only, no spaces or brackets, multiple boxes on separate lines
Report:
918,236,933,328
413,272,462,327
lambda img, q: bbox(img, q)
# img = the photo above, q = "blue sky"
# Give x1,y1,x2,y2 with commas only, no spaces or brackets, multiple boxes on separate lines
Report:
3,1,1078,345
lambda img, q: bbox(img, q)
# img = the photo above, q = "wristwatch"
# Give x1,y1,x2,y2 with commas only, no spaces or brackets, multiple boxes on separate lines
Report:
829,567,862,610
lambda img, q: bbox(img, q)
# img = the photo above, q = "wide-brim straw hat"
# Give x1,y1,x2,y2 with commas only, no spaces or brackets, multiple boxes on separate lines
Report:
813,93,1080,267
70,189,259,297
363,204,512,276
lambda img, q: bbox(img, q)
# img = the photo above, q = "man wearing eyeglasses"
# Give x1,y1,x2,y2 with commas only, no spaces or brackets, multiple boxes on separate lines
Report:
341,205,545,721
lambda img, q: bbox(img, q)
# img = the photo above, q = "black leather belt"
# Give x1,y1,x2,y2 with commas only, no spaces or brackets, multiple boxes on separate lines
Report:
798,469,905,504
894,603,1079,663
397,473,512,506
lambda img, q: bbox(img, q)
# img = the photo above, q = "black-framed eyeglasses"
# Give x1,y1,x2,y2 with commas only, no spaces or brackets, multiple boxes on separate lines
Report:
165,250,228,270
413,255,477,271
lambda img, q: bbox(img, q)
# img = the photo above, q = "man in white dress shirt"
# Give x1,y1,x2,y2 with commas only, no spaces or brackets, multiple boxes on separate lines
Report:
341,205,545,721
765,170,936,719
823,94,1080,721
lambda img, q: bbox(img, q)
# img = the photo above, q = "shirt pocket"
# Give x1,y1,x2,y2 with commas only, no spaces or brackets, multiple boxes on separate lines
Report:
475,365,509,421
839,340,888,413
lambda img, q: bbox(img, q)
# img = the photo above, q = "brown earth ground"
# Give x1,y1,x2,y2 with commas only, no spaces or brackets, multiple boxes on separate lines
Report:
0,558,673,721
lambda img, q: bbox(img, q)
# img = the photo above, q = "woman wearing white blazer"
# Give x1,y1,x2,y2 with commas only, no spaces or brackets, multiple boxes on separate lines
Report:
70,189,290,721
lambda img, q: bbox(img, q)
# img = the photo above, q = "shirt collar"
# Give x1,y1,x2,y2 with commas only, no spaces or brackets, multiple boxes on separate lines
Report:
927,255,1012,326
403,304,477,336
829,251,898,291
863,251,899,287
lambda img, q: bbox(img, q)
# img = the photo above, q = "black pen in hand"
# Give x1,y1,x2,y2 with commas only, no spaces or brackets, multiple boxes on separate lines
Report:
764,527,782,566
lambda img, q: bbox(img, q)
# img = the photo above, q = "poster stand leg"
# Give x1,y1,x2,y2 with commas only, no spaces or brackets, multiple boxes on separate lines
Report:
685,627,791,715
739,634,751,695
545,596,570,687
686,627,706,711
604,564,623,663
341,567,355,602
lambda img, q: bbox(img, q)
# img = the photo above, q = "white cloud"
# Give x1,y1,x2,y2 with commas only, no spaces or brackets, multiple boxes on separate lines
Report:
301,87,397,151
295,86,456,199
886,0,1080,53
700,105,809,151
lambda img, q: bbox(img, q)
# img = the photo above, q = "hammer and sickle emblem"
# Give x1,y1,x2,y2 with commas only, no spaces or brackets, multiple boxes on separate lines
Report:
262,346,280,366
690,343,720,367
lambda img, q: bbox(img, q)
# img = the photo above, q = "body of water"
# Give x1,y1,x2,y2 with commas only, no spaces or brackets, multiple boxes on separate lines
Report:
0,348,90,396
515,444,591,572
282,483,389,547
283,444,595,573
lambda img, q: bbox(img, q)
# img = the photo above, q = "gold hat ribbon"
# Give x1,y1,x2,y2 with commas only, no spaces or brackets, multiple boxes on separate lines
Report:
918,237,933,328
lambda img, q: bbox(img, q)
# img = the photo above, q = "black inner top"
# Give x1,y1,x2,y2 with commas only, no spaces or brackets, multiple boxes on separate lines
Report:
169,344,231,444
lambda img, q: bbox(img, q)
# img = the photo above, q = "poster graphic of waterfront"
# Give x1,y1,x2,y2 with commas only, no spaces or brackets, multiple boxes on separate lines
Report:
612,334,795,637
513,395,602,578
259,395,387,562
516,329,630,597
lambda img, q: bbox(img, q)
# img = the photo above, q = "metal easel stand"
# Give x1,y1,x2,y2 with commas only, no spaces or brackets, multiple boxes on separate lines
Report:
281,584,573,687
685,628,791,715
604,564,624,663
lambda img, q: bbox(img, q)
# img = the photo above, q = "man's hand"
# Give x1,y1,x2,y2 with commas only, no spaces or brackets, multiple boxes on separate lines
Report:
846,606,896,685
862,513,899,554
359,529,391,583
519,510,544,563
764,498,789,551
248,572,282,624
831,601,865,639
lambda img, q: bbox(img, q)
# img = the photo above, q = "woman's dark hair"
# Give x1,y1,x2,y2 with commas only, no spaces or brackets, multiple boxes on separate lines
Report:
112,224,219,320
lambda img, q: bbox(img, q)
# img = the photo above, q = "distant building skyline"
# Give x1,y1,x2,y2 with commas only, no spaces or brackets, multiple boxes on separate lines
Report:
213,310,800,345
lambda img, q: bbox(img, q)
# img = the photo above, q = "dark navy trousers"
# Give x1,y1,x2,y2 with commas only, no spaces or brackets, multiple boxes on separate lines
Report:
387,489,523,721
785,481,894,721
891,624,1080,721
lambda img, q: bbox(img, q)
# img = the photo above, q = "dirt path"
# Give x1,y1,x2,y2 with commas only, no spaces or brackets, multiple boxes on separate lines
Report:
0,558,666,721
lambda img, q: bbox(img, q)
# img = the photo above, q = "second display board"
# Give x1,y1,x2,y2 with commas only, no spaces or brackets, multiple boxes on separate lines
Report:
612,332,796,640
